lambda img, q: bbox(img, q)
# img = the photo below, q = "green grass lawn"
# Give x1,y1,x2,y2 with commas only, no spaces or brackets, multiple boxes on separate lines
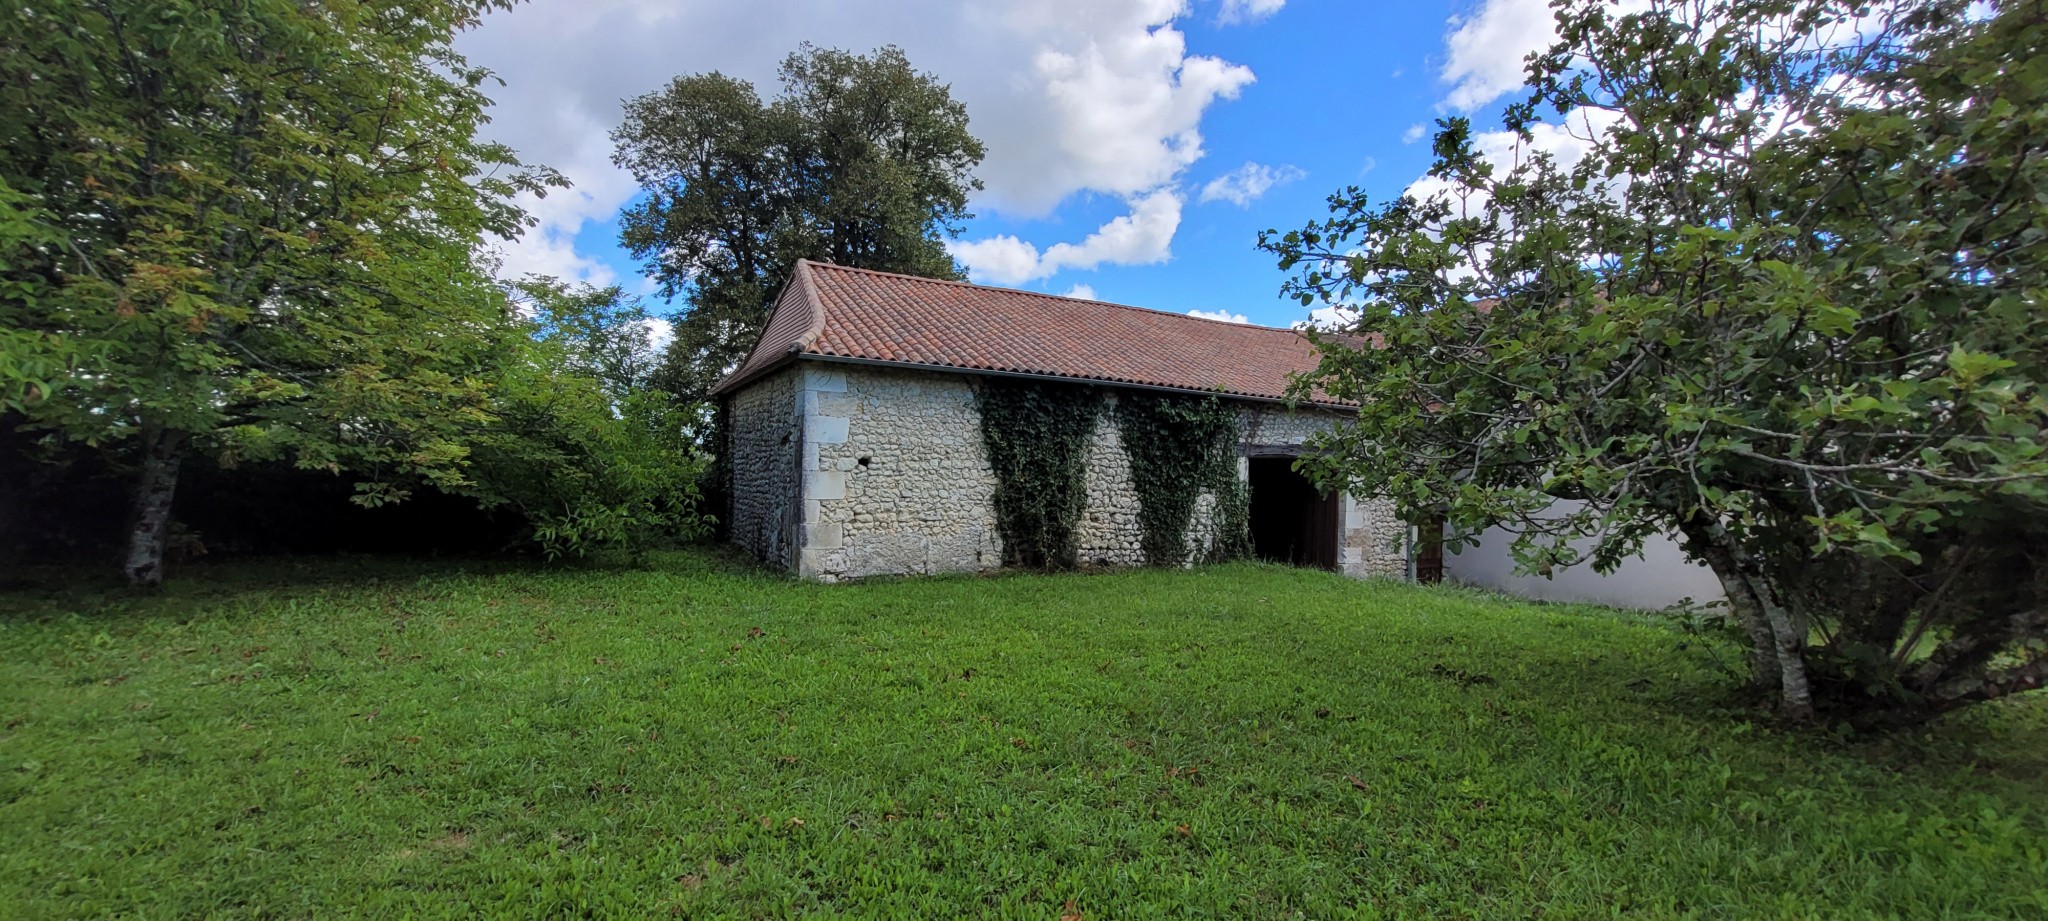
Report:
1,551,2042,919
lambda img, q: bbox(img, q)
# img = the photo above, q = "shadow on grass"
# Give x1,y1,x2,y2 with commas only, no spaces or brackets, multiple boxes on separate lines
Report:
0,541,776,620
3,545,2040,792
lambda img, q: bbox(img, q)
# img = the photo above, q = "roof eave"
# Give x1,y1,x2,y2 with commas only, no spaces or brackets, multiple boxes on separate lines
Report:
705,261,822,398
791,353,1355,410
708,344,803,399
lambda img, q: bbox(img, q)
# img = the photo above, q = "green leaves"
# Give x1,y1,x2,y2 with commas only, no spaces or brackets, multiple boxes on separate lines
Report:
1946,345,2017,385
1,1,708,573
614,44,985,405
4,0,553,450
1262,0,2048,724
975,380,1102,570
1114,392,1251,568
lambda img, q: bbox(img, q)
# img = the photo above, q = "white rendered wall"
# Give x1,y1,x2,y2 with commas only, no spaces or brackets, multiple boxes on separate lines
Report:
1442,500,1727,610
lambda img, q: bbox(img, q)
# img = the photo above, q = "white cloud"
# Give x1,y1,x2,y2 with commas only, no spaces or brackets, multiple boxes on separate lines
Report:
1061,283,1098,300
1188,308,1249,323
1004,3,1256,213
455,0,1259,284
1198,161,1306,207
1401,123,1426,144
1440,0,1556,111
484,169,634,288
1298,304,1359,331
947,236,1044,287
951,188,1184,285
1217,0,1285,26
642,316,676,352
1405,106,1624,205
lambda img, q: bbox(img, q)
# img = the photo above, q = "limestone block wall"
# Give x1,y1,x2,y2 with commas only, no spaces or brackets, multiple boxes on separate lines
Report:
726,366,800,567
1339,493,1411,578
795,365,1002,581
725,360,1411,582
1078,392,1225,566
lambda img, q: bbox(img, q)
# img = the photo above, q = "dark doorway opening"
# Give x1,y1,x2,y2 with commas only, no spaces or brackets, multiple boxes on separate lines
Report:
1247,456,1339,570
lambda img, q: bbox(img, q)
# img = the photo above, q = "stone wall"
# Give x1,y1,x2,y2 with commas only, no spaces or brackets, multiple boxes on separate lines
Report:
1338,493,1411,578
1238,403,1409,578
795,365,1002,581
726,361,1411,582
1074,408,1143,567
725,366,799,567
1078,392,1227,567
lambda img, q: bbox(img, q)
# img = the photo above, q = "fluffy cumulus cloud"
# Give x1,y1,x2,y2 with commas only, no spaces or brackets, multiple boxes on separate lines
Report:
993,1,1257,213
1197,161,1306,207
1298,303,1359,331
454,0,1266,287
1403,106,1625,210
949,189,1183,285
1439,0,1558,111
642,315,676,352
1060,283,1098,300
1216,0,1286,26
1187,308,1249,323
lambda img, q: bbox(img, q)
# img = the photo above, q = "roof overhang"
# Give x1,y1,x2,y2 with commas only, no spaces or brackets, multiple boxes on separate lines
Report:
718,351,1354,412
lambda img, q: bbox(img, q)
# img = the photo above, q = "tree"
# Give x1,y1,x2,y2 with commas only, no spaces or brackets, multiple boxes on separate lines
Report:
612,43,985,403
465,279,710,562
512,276,660,399
0,1,704,583
1263,0,2046,725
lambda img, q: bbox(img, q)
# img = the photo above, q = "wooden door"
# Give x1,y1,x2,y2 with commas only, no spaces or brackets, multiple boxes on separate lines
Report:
1414,516,1445,583
1307,490,1341,571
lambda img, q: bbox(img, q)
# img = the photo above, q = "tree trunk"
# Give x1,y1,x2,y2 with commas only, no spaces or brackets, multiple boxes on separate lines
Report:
1682,516,1815,721
123,427,187,588
1682,519,1778,696
1754,577,1816,721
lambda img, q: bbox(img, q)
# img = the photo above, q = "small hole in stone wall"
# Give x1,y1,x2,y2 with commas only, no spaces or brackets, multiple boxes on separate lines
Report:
857,456,871,467
779,434,791,445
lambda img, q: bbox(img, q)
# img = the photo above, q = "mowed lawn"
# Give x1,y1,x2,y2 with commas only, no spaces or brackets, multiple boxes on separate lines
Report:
1,552,2043,919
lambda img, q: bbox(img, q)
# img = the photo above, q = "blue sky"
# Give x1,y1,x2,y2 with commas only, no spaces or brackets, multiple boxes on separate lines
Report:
457,0,1557,331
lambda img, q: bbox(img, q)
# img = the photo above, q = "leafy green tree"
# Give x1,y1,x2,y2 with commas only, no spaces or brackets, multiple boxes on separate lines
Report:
613,43,985,403
468,276,708,561
0,180,85,415
1264,0,2046,724
0,1,705,583
512,276,660,399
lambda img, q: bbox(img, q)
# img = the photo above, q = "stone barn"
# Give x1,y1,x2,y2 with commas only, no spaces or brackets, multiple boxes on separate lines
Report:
710,260,1414,582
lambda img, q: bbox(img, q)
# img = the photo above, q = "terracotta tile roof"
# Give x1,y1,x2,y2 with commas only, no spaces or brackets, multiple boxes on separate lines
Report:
711,260,1340,404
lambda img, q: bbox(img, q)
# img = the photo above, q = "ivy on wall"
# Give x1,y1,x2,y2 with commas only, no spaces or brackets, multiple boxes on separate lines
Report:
975,379,1103,569
1115,391,1250,567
